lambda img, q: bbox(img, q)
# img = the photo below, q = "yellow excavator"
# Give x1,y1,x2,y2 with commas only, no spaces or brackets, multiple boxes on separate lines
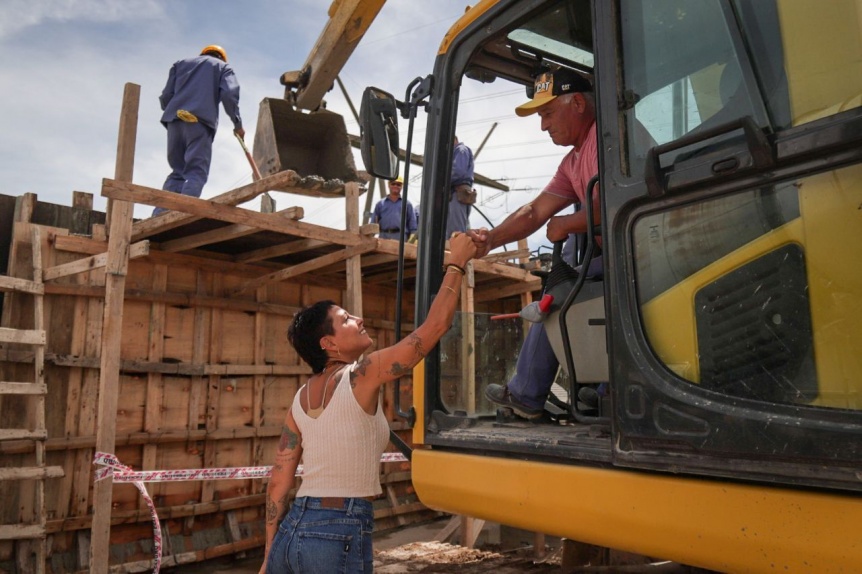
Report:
357,0,862,572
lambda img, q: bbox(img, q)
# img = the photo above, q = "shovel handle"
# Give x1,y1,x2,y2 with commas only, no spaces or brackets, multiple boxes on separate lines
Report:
235,133,262,181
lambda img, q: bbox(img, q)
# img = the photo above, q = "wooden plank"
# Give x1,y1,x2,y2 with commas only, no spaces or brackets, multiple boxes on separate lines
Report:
130,169,304,242
159,206,304,252
462,517,485,548
0,429,47,440
481,248,531,264
0,467,64,481
251,285,267,496
201,275,223,506
0,382,47,395
232,243,375,295
103,179,365,247
461,262,476,413
90,81,138,574
344,182,363,317
0,328,45,346
233,238,328,264
0,275,44,295
141,263,167,511
56,249,93,522
0,524,45,540
70,191,94,236
42,240,149,281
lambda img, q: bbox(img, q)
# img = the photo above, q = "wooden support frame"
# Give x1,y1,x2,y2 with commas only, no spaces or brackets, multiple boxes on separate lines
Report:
89,82,138,574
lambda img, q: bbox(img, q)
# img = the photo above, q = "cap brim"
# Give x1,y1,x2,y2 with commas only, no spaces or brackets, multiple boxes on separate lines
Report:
515,94,556,117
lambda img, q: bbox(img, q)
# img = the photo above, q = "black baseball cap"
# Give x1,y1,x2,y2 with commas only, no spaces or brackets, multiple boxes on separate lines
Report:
515,68,593,117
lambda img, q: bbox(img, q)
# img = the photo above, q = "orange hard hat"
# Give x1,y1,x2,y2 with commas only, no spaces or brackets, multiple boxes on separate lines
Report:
201,45,228,62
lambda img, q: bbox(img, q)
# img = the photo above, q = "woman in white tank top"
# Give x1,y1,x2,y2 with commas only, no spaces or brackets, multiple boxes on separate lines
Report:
262,232,477,573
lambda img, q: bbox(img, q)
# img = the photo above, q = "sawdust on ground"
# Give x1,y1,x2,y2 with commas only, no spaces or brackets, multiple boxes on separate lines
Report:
373,541,562,573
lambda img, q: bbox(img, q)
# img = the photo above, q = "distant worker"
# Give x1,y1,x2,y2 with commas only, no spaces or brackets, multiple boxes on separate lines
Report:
446,136,476,238
470,67,602,420
371,177,418,241
155,44,244,216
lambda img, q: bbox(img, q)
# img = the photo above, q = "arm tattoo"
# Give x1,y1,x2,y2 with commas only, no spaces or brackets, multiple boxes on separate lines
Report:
388,362,412,377
350,357,372,388
406,333,426,358
278,426,298,451
266,496,277,523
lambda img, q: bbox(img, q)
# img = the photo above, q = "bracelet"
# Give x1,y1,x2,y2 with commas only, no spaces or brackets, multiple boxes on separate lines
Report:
445,263,466,275
444,285,458,295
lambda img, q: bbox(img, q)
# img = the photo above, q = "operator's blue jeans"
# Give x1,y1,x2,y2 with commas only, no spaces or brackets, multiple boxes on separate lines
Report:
155,120,214,216
507,253,604,410
266,496,374,574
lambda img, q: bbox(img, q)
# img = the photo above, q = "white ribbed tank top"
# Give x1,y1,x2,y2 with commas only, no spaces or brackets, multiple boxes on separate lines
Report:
293,364,390,497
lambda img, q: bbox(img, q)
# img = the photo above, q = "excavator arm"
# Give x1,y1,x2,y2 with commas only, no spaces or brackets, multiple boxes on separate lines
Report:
281,0,387,111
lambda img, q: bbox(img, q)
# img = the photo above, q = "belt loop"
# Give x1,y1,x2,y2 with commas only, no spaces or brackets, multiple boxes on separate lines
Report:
346,497,355,515
298,496,307,510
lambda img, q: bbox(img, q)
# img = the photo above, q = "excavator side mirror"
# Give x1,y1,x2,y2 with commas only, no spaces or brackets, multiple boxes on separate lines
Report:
359,87,400,180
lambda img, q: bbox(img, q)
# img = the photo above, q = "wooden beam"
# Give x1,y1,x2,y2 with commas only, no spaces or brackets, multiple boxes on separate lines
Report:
0,275,44,295
103,179,364,246
0,467,64,480
89,81,138,574
344,182,363,316
232,243,375,295
130,169,304,241
481,248,531,264
159,206,304,252
233,238,328,264
42,240,149,281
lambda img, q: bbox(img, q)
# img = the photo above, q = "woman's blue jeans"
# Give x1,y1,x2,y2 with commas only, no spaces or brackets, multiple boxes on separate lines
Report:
266,496,374,573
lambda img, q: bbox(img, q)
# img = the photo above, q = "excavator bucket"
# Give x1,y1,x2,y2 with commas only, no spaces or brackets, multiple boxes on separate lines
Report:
252,97,360,189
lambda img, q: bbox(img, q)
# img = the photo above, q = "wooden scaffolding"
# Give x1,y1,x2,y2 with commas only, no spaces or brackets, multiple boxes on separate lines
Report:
0,83,540,573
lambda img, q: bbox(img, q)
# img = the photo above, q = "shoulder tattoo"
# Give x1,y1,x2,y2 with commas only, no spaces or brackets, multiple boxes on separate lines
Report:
350,357,372,388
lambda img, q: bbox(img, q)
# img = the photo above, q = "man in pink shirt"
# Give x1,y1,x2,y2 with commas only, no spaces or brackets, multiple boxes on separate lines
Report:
469,67,601,420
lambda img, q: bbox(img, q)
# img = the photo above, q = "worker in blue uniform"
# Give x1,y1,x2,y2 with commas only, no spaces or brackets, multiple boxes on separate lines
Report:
446,136,475,238
371,177,418,241
155,44,244,216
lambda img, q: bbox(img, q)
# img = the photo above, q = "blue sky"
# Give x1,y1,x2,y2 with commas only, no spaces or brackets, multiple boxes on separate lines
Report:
0,0,567,254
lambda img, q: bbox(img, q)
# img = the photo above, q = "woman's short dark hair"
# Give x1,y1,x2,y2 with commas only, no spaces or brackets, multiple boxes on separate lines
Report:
287,300,336,374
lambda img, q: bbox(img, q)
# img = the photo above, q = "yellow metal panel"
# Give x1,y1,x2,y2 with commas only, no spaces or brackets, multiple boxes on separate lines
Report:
411,359,425,445
777,0,862,124
641,219,805,383
413,449,862,573
438,0,500,55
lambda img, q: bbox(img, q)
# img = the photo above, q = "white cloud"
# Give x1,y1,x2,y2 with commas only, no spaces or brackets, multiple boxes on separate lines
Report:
0,0,165,39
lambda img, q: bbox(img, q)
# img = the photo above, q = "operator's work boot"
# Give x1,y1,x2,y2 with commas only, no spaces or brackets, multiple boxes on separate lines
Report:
485,384,542,420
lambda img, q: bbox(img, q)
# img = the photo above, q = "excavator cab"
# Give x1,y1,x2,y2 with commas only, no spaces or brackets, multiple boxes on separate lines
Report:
252,98,360,188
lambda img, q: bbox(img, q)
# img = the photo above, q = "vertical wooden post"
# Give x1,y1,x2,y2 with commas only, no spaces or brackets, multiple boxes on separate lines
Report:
89,82,139,574
460,262,476,413
344,181,363,317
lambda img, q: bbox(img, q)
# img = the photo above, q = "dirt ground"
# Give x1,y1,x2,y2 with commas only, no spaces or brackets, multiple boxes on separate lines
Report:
169,518,715,573
169,518,563,573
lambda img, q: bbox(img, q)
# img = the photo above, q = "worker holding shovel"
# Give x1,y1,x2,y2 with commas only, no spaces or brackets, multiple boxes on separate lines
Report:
155,44,244,216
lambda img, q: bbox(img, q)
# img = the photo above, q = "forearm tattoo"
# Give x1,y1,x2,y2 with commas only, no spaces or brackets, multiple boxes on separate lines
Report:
406,333,426,358
266,496,277,523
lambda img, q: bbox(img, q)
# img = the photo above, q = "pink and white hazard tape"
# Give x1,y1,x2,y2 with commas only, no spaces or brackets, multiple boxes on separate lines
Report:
92,450,409,573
